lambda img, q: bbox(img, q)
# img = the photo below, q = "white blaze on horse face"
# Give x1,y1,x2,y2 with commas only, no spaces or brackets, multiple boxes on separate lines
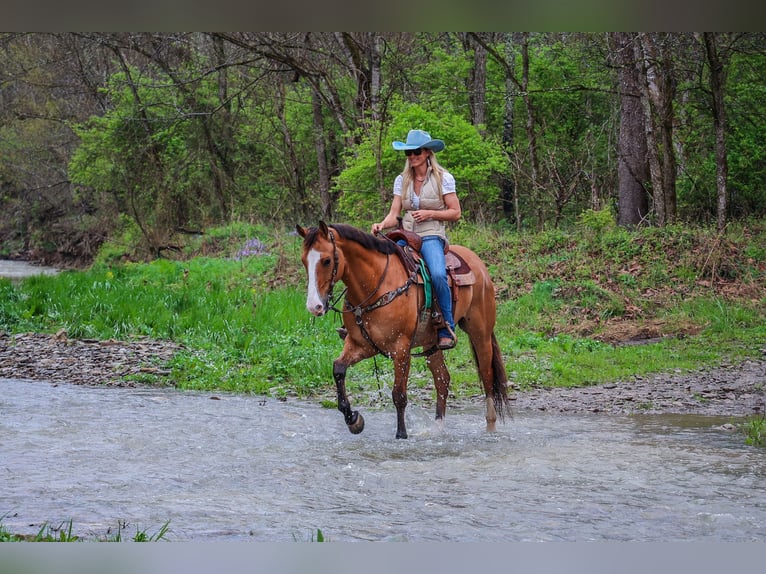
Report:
305,248,326,316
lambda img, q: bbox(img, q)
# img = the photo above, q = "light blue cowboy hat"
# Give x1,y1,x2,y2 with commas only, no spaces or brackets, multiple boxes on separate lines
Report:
392,129,445,152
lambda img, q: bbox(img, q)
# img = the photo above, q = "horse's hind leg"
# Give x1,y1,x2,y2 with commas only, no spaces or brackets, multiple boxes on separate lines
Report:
461,322,499,432
426,351,451,422
477,345,498,432
391,352,412,439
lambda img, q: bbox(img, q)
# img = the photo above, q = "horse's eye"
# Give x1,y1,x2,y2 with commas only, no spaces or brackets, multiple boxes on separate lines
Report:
322,257,332,267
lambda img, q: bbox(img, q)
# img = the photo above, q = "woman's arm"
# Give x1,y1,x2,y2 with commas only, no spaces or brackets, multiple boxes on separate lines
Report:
371,195,404,234
410,192,461,224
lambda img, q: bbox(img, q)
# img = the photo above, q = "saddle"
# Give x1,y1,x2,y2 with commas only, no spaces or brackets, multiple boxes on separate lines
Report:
385,224,475,288
382,224,476,334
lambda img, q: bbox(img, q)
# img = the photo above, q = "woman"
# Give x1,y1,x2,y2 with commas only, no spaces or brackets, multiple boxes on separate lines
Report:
371,129,462,350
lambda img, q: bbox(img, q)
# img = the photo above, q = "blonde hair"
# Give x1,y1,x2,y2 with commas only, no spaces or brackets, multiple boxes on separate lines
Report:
400,151,445,204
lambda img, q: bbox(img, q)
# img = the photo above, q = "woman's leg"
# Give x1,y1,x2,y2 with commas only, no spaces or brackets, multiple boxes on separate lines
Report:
420,236,455,346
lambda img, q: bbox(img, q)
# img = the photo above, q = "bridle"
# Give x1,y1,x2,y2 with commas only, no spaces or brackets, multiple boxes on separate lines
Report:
324,227,341,308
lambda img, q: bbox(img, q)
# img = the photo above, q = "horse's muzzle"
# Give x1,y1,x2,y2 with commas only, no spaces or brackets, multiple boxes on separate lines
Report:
306,297,329,317
308,303,327,317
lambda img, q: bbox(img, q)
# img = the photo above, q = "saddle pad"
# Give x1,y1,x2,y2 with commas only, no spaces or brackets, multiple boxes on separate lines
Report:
412,249,476,286
446,250,476,285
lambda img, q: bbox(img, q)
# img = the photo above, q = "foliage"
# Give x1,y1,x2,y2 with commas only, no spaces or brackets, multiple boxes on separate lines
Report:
108,520,171,542
68,67,216,253
0,515,170,542
676,48,766,221
1,220,764,403
335,100,508,223
3,33,766,264
742,415,766,447
0,519,81,542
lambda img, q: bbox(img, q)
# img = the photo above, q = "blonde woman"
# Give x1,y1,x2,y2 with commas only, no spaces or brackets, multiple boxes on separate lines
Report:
372,130,461,349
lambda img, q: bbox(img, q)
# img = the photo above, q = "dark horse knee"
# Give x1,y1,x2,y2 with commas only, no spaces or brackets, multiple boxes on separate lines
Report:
334,361,365,434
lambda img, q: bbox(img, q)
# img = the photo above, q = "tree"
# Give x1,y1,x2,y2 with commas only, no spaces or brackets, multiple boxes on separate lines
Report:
638,33,678,226
701,33,731,232
462,32,487,131
469,32,519,227
611,32,650,227
3,32,766,265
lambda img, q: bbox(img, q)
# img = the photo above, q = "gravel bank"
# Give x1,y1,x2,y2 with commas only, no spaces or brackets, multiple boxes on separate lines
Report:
2,331,764,417
509,357,766,417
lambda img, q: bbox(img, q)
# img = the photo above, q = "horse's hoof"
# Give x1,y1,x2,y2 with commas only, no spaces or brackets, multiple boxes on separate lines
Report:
347,411,365,434
396,430,408,439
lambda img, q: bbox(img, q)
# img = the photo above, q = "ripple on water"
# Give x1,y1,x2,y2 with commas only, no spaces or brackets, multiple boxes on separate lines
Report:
1,378,765,541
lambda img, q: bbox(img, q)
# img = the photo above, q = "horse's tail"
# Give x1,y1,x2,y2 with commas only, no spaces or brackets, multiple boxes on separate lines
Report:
490,332,511,421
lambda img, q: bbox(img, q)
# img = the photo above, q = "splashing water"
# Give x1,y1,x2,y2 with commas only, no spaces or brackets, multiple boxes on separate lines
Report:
1,378,764,541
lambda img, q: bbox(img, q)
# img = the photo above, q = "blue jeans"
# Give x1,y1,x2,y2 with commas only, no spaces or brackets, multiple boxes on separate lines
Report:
420,236,454,336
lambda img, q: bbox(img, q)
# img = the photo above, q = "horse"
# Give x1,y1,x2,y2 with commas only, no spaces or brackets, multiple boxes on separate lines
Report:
297,221,509,439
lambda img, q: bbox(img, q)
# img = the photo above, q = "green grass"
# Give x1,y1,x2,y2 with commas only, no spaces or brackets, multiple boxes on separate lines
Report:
742,415,766,447
1,220,764,400
0,516,170,542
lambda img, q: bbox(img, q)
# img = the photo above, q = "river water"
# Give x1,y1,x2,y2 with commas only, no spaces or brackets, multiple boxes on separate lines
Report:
0,259,59,281
1,377,764,542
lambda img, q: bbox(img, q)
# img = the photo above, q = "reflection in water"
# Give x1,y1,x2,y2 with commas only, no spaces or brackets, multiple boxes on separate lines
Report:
1,378,764,541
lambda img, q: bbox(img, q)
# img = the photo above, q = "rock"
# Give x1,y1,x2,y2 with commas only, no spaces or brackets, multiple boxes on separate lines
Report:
2,331,765,417
510,359,766,417
0,332,183,387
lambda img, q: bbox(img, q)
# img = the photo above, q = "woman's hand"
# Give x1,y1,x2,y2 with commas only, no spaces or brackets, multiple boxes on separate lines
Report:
411,210,431,223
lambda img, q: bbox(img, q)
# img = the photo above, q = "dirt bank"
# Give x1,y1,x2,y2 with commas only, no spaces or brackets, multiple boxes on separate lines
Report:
1,331,764,418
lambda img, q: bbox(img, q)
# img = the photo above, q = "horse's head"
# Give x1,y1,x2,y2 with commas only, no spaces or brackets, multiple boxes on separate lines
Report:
297,221,342,316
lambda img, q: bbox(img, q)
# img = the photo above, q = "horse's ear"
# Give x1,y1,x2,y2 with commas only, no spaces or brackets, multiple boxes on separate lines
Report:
318,221,329,236
296,224,307,238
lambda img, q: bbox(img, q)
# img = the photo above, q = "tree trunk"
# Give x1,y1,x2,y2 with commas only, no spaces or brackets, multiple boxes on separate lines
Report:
469,35,487,130
638,33,677,226
703,32,729,233
469,32,520,227
502,35,518,227
613,32,650,227
521,33,542,230
312,90,332,221
370,33,383,123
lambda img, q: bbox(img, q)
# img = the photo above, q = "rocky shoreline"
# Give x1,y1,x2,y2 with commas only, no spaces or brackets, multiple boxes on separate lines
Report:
0,332,183,388
508,356,765,417
1,331,764,418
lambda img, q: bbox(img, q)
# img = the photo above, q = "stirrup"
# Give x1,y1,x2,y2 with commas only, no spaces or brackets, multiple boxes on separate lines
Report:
437,335,456,350
437,325,457,350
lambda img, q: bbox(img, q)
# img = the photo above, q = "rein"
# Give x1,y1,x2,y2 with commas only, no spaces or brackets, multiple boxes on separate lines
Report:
325,227,340,304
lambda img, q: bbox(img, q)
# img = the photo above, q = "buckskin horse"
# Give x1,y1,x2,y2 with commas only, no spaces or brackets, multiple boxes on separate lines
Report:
297,221,509,439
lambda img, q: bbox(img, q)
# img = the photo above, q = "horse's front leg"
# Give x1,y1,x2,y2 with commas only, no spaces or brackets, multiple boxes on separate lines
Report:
334,358,365,434
391,353,412,439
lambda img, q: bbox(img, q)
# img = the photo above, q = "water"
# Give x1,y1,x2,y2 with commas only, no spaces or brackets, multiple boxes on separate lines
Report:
1,378,764,541
0,260,59,281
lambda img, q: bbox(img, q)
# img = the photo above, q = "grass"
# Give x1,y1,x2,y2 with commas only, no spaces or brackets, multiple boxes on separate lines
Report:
742,415,766,446
1,218,764,402
0,515,170,542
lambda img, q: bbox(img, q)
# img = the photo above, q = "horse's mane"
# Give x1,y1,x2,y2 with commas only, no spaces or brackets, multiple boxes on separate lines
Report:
304,223,399,255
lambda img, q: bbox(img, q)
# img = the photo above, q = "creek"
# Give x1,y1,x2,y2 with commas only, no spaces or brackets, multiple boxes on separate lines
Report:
1,377,764,541
0,260,59,282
